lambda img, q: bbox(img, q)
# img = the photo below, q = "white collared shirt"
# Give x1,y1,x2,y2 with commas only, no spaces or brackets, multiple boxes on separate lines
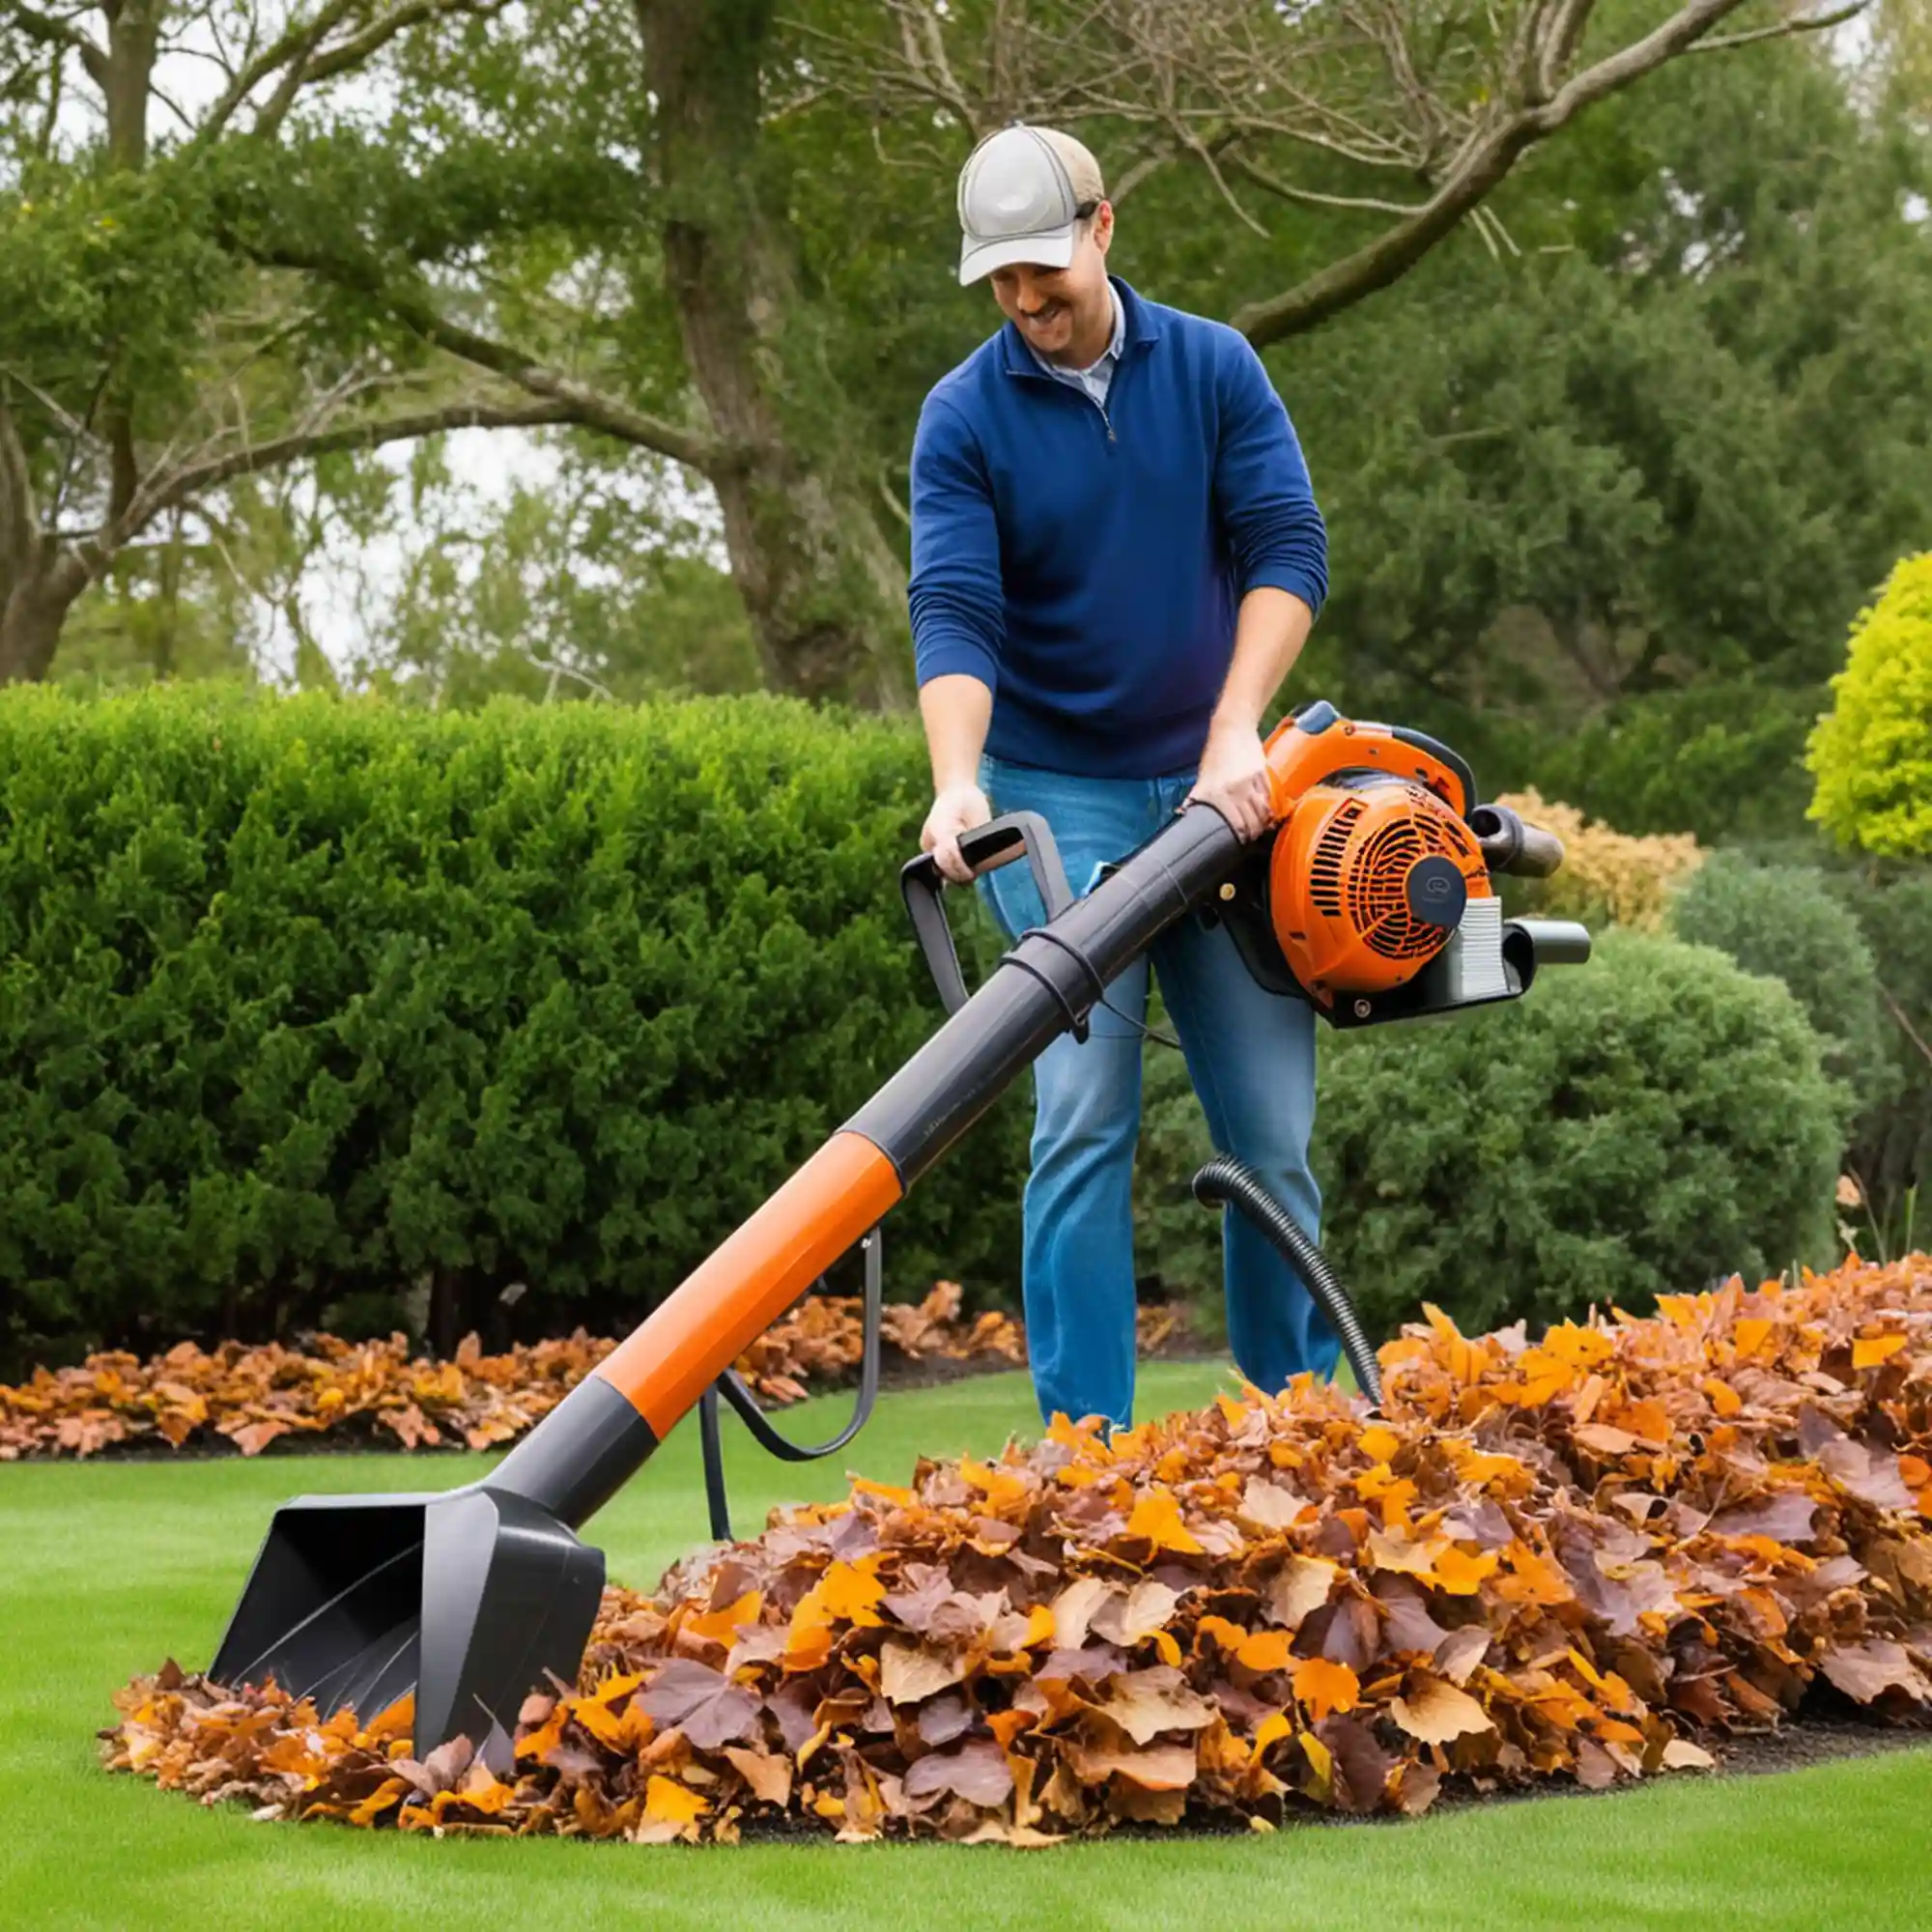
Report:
1025,285,1126,411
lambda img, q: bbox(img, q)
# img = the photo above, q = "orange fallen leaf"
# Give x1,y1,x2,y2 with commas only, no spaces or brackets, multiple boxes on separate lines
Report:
1125,1490,1206,1555
1853,1334,1907,1370
643,1775,709,1824
1292,1658,1360,1721
1236,1631,1294,1673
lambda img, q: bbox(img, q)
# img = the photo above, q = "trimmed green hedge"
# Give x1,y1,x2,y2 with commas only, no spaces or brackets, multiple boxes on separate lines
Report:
0,687,1027,1371
0,685,1861,1374
1136,929,1847,1341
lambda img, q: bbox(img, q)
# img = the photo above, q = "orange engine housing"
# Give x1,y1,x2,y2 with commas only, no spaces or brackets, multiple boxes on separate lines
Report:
1267,776,1492,1005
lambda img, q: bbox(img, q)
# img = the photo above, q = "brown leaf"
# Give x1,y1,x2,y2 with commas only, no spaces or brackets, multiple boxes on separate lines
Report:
1091,1579,1179,1648
639,1659,760,1751
1817,1639,1930,1704
1264,1555,1338,1630
901,1738,1013,1808
1318,1713,1392,1812
1662,1739,1716,1771
1065,1737,1200,1791
1093,1667,1215,1747
1435,1626,1491,1686
1815,1440,1915,1514
1238,1477,1305,1530
1390,1676,1494,1745
723,1746,794,1806
1711,1492,1818,1545
880,1640,967,1707
915,1692,976,1747
1046,1577,1114,1652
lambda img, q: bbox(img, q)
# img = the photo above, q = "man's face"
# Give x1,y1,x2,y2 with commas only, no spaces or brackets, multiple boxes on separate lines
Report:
986,204,1114,363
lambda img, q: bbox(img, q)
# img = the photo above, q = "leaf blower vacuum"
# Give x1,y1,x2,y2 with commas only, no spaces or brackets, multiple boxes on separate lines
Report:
207,700,1588,1763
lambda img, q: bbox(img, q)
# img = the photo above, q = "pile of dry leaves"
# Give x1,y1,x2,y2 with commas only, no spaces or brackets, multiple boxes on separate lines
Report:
104,1254,1931,1843
3,1283,1023,1460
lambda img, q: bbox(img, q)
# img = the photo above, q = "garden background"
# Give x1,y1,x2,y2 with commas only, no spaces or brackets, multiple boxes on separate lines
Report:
2,2,1932,1914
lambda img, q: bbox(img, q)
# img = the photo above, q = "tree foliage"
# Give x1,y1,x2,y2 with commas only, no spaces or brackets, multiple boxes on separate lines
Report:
1,0,1875,696
1666,851,1897,1106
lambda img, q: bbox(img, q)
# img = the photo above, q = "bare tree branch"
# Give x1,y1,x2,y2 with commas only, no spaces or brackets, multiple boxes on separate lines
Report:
2,1,108,85
1689,0,1870,54
128,398,576,530
1535,0,1760,123
297,0,510,90
191,0,353,145
191,0,507,148
1879,981,1932,1073
242,245,729,472
369,292,727,473
1233,0,1765,347
1226,148,1428,218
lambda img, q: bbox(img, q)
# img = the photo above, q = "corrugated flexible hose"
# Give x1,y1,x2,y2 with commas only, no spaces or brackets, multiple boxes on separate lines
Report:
1189,1154,1383,1406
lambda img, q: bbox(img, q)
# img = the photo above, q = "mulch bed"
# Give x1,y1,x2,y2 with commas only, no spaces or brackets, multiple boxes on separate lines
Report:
3,1283,1049,1461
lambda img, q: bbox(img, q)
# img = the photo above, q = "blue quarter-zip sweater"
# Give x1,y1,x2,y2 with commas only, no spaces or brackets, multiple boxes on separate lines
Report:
908,277,1328,780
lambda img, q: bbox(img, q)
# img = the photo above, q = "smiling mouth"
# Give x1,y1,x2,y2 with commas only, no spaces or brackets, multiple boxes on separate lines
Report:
1022,303,1066,330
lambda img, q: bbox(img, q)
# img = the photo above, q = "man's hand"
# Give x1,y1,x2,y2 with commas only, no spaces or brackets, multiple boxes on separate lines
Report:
1187,719,1273,841
922,781,994,883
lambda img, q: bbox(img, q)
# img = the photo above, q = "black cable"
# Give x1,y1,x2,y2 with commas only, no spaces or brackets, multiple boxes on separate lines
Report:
1009,921,1184,1051
694,1228,885,1540
1096,992,1182,1051
1190,1154,1382,1406
697,1381,732,1543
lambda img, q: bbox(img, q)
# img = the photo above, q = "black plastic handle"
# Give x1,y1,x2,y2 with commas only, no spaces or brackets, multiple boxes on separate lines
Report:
1466,803,1565,879
899,810,1074,1014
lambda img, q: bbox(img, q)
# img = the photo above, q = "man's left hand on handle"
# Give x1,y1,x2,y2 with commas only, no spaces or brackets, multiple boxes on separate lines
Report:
1187,718,1273,840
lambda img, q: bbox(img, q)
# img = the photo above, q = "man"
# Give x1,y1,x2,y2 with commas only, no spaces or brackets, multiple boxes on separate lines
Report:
907,123,1338,1430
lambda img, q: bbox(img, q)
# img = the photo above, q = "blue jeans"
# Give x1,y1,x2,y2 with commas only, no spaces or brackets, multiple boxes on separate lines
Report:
978,755,1338,1429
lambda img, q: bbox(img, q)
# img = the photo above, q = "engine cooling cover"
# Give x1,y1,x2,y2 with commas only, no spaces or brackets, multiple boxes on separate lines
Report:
1267,773,1492,1004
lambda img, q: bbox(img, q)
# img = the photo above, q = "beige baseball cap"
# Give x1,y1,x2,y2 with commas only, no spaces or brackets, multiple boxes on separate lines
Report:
956,124,1106,287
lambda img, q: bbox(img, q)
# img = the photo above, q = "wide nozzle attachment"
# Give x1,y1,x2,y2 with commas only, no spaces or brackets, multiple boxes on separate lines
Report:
210,1484,605,1766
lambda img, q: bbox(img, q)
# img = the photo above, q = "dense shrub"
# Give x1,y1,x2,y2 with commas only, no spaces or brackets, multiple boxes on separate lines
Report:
1827,867,1932,1250
1807,552,1932,861
1665,851,1896,1106
0,687,1028,1372
1135,930,1846,1340
1493,682,1824,847
1490,788,1702,933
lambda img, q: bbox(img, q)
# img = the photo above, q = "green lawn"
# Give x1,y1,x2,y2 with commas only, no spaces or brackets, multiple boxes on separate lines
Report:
2,1360,1928,1931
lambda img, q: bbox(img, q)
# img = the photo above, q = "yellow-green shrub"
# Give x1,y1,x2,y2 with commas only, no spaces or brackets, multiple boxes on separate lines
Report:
1807,553,1932,860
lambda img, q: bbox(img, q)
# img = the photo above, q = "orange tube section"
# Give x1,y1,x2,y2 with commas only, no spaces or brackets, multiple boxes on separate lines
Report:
594,1131,903,1439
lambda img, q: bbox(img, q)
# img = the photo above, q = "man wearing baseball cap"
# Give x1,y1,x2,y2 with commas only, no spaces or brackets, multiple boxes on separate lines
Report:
908,123,1336,1431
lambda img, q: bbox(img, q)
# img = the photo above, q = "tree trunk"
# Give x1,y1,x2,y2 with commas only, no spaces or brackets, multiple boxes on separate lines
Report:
0,585,67,684
102,2,161,529
0,553,88,684
638,0,911,709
